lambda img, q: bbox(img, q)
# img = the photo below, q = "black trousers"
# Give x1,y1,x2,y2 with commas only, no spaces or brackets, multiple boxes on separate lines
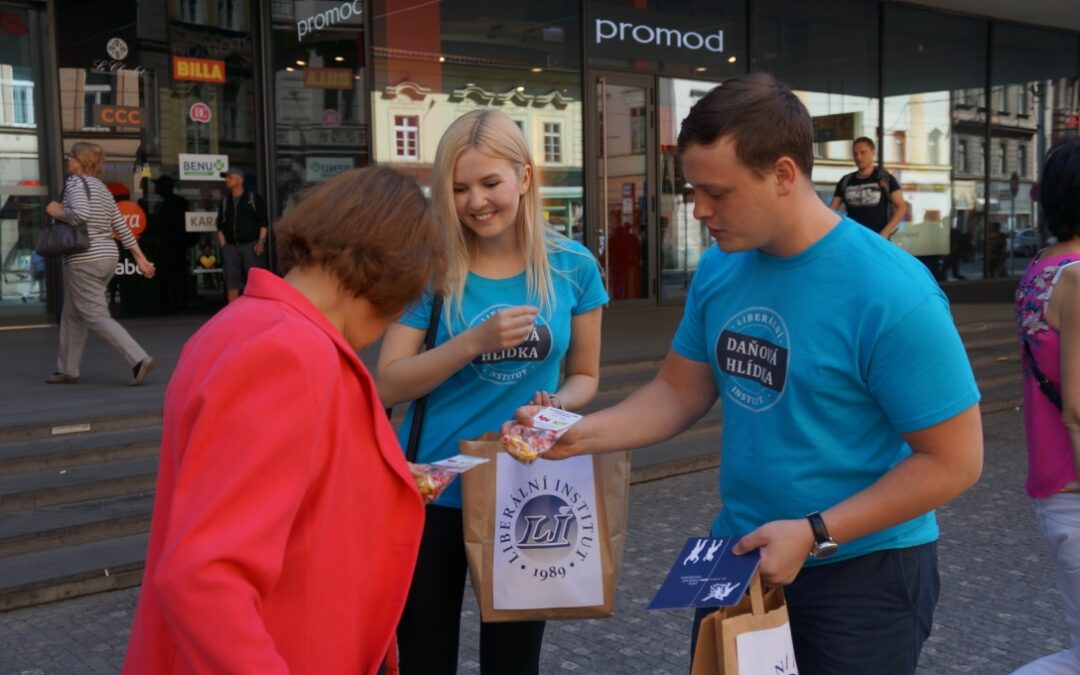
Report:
397,505,546,675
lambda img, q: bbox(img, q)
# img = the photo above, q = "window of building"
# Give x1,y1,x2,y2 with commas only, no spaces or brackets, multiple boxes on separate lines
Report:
180,0,206,24
543,122,563,163
957,140,969,173
994,86,1008,113
1018,144,1027,177
997,142,1007,175
1018,85,1030,114
11,81,35,127
394,115,419,160
928,129,942,165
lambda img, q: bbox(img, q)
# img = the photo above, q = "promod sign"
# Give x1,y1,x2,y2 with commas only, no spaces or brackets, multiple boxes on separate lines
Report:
173,56,226,83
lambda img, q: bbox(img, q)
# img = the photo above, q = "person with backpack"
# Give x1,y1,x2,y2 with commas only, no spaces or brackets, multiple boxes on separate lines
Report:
216,167,268,302
830,136,906,239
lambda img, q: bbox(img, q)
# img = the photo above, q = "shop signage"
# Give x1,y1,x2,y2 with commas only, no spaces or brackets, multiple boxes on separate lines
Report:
117,201,147,239
0,12,30,37
91,60,146,75
303,67,354,90
593,17,723,53
185,211,219,233
189,102,212,123
179,153,228,181
812,113,858,143
173,56,226,83
92,105,144,129
106,37,128,60
305,157,354,182
321,109,341,127
296,0,364,42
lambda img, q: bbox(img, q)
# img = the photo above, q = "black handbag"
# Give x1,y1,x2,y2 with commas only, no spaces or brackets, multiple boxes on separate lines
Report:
388,294,444,462
34,176,91,257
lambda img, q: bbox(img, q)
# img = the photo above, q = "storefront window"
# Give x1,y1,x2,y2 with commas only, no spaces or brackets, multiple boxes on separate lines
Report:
269,2,367,216
371,0,584,239
991,23,1079,276
882,5,986,281
54,0,258,316
0,4,49,321
753,0,880,205
586,0,745,80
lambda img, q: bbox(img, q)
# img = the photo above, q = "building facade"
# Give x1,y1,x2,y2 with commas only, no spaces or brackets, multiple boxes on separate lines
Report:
1,0,1078,325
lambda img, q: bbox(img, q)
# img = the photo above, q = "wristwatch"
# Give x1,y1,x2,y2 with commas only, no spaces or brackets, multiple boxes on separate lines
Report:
806,512,839,560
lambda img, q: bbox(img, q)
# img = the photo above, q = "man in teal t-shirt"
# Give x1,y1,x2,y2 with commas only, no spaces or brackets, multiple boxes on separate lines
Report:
529,74,984,674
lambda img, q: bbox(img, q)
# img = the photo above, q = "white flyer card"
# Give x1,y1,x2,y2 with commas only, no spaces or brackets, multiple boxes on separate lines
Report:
431,454,488,473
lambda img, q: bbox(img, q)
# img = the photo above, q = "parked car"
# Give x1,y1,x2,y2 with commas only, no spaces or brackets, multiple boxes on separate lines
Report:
1008,228,1041,256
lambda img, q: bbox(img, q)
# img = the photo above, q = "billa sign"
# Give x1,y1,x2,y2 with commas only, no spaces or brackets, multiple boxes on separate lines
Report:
92,104,144,128
303,67,353,90
173,56,226,83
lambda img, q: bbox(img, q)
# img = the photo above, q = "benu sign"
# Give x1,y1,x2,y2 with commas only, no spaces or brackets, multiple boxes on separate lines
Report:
593,18,723,53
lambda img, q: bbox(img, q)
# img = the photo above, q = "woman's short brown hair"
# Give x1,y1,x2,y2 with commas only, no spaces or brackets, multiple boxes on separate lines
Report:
70,142,105,177
274,166,445,318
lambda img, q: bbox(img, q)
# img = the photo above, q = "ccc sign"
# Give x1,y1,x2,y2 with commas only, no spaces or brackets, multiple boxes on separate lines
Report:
92,105,144,128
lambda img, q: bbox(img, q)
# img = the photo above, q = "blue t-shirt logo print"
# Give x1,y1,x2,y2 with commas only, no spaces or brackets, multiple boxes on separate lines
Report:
470,305,553,385
716,307,789,412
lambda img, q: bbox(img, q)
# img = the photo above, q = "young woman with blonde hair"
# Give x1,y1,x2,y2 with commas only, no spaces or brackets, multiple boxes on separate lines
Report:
377,109,608,674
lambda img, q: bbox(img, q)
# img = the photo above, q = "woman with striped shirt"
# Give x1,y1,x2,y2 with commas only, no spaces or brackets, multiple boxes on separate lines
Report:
44,142,156,385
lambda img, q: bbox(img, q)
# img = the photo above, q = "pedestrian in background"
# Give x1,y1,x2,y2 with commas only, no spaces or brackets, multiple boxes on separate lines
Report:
1012,138,1080,675
829,136,906,239
515,73,983,675
122,166,444,674
44,142,156,386
216,167,268,302
376,109,607,674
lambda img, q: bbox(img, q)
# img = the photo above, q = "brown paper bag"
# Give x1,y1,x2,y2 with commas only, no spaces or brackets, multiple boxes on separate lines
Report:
459,432,630,622
692,573,798,674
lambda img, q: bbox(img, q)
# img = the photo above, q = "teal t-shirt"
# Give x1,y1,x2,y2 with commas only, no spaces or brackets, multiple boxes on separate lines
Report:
398,239,608,508
672,216,980,564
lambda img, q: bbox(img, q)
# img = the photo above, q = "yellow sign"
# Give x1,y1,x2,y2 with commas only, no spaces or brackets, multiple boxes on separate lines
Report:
303,67,354,90
812,113,858,143
173,57,226,84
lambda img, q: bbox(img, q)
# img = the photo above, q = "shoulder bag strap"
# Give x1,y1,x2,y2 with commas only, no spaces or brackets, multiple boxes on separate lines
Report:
400,294,444,462
1023,337,1063,411
77,175,91,200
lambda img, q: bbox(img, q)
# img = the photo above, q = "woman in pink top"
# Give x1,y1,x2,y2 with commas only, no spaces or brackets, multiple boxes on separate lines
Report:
1013,138,1080,674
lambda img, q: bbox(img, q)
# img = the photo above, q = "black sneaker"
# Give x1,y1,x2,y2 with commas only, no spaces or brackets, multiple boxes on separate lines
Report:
130,358,156,386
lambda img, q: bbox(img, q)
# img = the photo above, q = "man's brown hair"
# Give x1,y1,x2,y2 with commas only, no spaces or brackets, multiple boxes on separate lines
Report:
677,72,814,178
275,166,445,318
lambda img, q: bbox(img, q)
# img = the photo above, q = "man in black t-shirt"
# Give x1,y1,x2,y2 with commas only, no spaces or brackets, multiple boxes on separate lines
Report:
830,137,905,238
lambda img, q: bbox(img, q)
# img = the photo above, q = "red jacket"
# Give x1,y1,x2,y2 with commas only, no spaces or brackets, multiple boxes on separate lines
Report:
123,270,424,674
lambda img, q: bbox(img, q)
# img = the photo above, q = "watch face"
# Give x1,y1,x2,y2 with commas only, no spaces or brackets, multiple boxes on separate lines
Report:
811,541,839,560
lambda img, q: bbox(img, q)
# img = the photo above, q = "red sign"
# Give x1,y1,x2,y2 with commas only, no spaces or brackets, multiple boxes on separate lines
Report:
116,201,147,239
321,109,340,127
173,57,226,83
0,12,29,36
303,67,353,90
189,102,212,123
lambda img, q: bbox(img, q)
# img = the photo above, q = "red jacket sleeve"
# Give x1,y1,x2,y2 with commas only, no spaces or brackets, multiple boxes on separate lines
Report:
151,337,326,673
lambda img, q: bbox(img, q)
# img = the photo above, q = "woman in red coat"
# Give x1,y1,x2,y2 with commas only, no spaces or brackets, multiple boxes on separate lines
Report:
123,166,445,674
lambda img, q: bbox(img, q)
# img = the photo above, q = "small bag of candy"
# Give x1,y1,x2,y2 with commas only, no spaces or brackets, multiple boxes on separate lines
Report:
409,454,489,503
501,407,583,465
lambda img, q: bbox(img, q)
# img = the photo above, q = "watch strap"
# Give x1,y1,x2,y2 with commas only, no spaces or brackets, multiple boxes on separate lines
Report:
806,511,831,544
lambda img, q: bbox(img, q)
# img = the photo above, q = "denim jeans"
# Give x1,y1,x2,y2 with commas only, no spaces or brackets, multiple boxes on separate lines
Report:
691,542,939,675
1012,492,1080,675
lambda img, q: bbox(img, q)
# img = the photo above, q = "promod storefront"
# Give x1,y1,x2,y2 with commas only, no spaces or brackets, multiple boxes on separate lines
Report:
0,0,1077,325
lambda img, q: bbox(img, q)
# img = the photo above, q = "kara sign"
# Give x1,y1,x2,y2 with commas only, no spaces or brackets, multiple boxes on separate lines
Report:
303,67,353,90
173,56,226,83
185,211,219,233
179,154,228,181
92,105,144,128
296,0,364,42
305,157,354,182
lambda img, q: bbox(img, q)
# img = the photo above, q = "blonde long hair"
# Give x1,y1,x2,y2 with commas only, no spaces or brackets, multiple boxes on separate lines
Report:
431,109,561,319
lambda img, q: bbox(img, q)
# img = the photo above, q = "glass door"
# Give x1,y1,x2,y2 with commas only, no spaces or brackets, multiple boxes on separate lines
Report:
0,3,50,324
590,72,656,304
657,76,723,304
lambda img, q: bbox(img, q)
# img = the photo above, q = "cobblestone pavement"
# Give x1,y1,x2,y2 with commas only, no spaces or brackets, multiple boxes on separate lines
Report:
0,408,1066,674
